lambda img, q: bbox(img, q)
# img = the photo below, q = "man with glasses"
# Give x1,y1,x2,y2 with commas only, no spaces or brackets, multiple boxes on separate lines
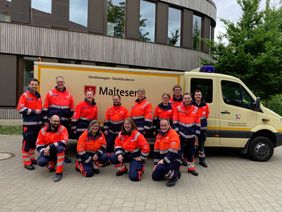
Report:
36,115,69,182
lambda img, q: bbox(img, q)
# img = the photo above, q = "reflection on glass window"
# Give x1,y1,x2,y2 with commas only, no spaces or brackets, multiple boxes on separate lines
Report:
139,0,155,42
168,7,181,47
107,0,126,38
69,0,88,27
193,15,202,50
32,0,51,14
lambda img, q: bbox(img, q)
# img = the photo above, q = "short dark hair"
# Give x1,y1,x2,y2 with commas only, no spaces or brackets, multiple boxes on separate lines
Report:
172,85,182,91
28,78,40,85
162,93,171,99
183,92,192,97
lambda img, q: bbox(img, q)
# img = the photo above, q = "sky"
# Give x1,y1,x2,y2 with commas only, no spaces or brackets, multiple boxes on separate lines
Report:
214,0,281,41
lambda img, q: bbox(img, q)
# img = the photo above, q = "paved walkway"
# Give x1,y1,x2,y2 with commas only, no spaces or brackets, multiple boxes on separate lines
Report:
1,135,282,212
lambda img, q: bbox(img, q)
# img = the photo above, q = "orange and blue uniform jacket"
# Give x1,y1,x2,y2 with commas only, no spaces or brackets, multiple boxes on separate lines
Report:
170,95,183,109
130,98,153,132
36,125,69,153
104,105,129,135
153,102,173,132
72,99,98,133
77,130,107,163
114,130,150,160
153,128,181,165
17,89,43,126
172,104,201,138
43,87,74,122
192,100,209,130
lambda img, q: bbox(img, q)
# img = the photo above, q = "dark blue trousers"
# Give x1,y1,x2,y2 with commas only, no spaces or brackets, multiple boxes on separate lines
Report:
110,153,144,181
76,153,108,177
152,161,180,181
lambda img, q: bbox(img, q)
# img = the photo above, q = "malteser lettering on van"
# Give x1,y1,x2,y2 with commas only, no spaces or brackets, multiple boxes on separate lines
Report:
99,87,138,97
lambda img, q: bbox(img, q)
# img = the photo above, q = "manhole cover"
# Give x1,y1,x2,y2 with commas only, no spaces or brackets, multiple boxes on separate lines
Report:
0,152,15,160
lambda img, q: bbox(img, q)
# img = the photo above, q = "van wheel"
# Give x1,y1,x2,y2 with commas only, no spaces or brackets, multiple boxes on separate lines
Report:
248,136,274,161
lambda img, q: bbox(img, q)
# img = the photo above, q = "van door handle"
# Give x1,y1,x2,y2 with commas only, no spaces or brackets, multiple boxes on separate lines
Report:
221,110,230,114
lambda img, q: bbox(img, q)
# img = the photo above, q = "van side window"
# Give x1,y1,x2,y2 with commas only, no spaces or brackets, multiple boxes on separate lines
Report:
191,78,213,103
221,80,255,110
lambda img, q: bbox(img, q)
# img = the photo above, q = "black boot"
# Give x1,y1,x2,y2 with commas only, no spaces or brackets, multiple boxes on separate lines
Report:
24,164,35,170
54,173,63,182
188,170,198,176
166,172,179,187
64,156,72,164
199,158,208,168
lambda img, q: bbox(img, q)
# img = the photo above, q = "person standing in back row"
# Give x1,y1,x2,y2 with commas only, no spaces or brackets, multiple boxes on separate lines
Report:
173,93,201,176
130,88,153,135
192,90,209,167
72,90,97,139
43,76,74,163
104,95,128,153
170,85,183,109
17,78,43,170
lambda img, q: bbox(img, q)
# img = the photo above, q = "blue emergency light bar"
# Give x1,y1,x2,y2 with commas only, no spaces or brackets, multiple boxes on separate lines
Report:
200,65,216,73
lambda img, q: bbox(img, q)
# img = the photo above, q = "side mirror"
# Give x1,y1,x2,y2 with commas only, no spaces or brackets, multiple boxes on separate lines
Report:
254,97,261,111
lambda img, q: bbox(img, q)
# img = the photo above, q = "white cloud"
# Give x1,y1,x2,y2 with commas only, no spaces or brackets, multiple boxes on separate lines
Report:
214,0,281,42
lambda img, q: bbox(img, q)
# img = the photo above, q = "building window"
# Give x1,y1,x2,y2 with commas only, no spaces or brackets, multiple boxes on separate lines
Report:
31,0,52,14
69,0,88,27
139,0,156,42
168,7,181,47
107,0,126,38
192,15,202,50
23,57,37,92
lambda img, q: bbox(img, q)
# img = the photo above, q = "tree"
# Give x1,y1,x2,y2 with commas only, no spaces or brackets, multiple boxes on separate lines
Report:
139,17,151,42
168,29,180,46
207,0,282,102
107,0,126,38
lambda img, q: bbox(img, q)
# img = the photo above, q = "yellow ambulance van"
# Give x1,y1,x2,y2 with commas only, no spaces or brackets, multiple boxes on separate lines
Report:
34,62,282,161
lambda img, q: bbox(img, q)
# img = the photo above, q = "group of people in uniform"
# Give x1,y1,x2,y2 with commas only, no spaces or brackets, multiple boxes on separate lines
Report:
17,76,209,186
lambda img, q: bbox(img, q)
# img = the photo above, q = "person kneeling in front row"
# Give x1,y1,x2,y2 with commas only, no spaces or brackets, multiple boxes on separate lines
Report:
110,118,150,181
152,119,181,187
75,120,108,177
36,115,68,182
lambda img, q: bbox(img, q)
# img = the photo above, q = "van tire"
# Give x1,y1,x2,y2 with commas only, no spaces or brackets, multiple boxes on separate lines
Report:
248,136,274,161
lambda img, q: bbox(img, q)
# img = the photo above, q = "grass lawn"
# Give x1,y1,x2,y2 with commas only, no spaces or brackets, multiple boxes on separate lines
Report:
0,126,22,135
